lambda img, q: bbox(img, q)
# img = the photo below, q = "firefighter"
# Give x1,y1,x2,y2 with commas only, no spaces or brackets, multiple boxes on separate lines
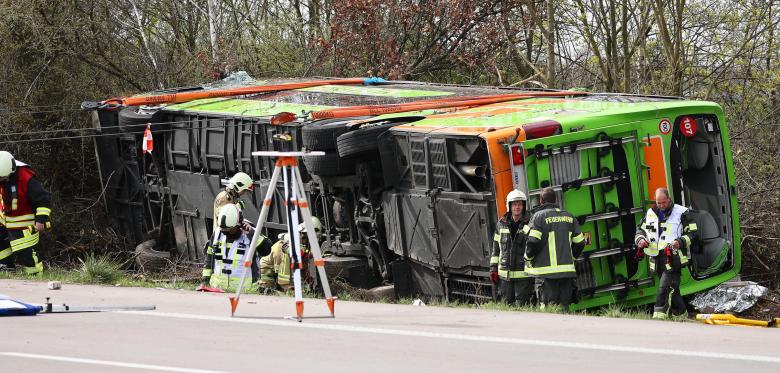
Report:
259,217,321,292
490,189,533,305
200,204,272,292
524,187,587,312
635,187,698,319
213,172,254,233
0,151,51,275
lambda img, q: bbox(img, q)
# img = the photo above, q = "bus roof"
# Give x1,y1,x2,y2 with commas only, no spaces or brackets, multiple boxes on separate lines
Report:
161,80,721,136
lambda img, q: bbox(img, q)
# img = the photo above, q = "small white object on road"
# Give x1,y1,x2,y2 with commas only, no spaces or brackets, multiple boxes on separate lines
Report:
412,299,426,307
47,281,61,290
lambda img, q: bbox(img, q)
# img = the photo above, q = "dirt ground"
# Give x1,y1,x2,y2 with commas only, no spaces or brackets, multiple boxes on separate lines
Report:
739,291,780,321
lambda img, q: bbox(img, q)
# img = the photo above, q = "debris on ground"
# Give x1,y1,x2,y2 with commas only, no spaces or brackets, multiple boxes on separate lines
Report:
412,299,426,307
739,291,780,321
695,313,779,327
330,280,397,302
691,281,767,313
47,281,61,290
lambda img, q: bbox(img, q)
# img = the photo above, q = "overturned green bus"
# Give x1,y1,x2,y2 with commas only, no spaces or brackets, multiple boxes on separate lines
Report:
88,77,740,310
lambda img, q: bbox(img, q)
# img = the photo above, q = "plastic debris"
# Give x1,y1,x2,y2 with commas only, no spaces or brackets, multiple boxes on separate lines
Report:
203,71,259,89
691,281,767,313
412,299,426,307
696,313,779,327
47,281,61,290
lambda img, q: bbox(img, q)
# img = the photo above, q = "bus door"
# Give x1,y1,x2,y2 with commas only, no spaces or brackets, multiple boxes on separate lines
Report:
510,125,653,301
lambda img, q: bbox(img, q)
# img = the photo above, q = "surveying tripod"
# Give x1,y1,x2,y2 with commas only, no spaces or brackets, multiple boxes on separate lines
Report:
228,135,335,322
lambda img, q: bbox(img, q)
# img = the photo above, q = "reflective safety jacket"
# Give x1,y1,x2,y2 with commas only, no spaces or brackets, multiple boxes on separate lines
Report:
490,212,530,280
0,162,52,230
635,204,698,269
524,203,586,279
259,238,312,289
201,230,271,291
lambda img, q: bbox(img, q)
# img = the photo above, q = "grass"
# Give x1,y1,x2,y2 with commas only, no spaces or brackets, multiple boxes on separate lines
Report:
1,262,693,323
393,296,693,322
75,254,124,284
596,303,654,319
0,256,198,290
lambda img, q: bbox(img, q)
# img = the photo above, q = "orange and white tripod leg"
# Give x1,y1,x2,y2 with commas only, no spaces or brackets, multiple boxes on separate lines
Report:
285,164,305,321
294,170,335,317
229,165,282,316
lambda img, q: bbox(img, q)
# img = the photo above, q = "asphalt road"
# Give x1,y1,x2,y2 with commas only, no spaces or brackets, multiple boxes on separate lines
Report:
1,279,779,373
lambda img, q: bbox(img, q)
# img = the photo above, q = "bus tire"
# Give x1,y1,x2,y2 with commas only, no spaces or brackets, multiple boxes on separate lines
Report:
336,121,403,157
302,151,355,176
118,106,167,134
301,117,370,150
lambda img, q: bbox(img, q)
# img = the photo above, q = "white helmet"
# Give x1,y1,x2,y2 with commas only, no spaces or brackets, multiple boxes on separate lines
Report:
505,189,527,211
217,204,242,230
298,217,322,238
0,151,16,178
227,172,254,194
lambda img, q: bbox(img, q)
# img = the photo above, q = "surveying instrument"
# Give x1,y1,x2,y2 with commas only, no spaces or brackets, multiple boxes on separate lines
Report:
228,131,335,322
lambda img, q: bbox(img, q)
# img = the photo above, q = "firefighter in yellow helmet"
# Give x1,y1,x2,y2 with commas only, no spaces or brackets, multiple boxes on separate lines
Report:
489,189,533,305
259,217,322,292
0,151,51,275
212,172,253,234
199,204,272,292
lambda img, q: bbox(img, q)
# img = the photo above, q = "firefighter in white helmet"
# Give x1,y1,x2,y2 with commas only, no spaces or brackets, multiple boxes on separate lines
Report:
259,217,322,292
0,151,51,275
212,172,254,234
489,189,533,305
199,203,272,292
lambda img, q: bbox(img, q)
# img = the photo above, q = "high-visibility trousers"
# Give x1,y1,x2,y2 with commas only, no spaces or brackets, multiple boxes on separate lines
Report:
0,227,43,275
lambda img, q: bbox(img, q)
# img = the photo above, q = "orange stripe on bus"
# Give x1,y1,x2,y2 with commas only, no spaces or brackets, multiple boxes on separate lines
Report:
643,136,668,203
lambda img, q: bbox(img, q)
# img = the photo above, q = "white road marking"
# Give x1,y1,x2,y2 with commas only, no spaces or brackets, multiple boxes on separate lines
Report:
123,310,780,364
0,352,231,373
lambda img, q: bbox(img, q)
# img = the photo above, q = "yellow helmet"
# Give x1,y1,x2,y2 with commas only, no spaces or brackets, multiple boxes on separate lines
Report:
217,204,242,229
227,172,253,194
298,217,322,238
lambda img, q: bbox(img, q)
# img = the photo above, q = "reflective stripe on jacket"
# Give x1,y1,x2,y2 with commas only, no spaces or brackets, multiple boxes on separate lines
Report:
524,203,586,279
203,231,266,291
635,204,698,263
1,163,51,230
490,212,530,280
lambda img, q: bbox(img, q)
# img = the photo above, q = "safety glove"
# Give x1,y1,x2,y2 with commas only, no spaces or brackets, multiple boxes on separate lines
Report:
664,245,673,271
633,247,645,261
196,283,225,293
489,270,499,284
